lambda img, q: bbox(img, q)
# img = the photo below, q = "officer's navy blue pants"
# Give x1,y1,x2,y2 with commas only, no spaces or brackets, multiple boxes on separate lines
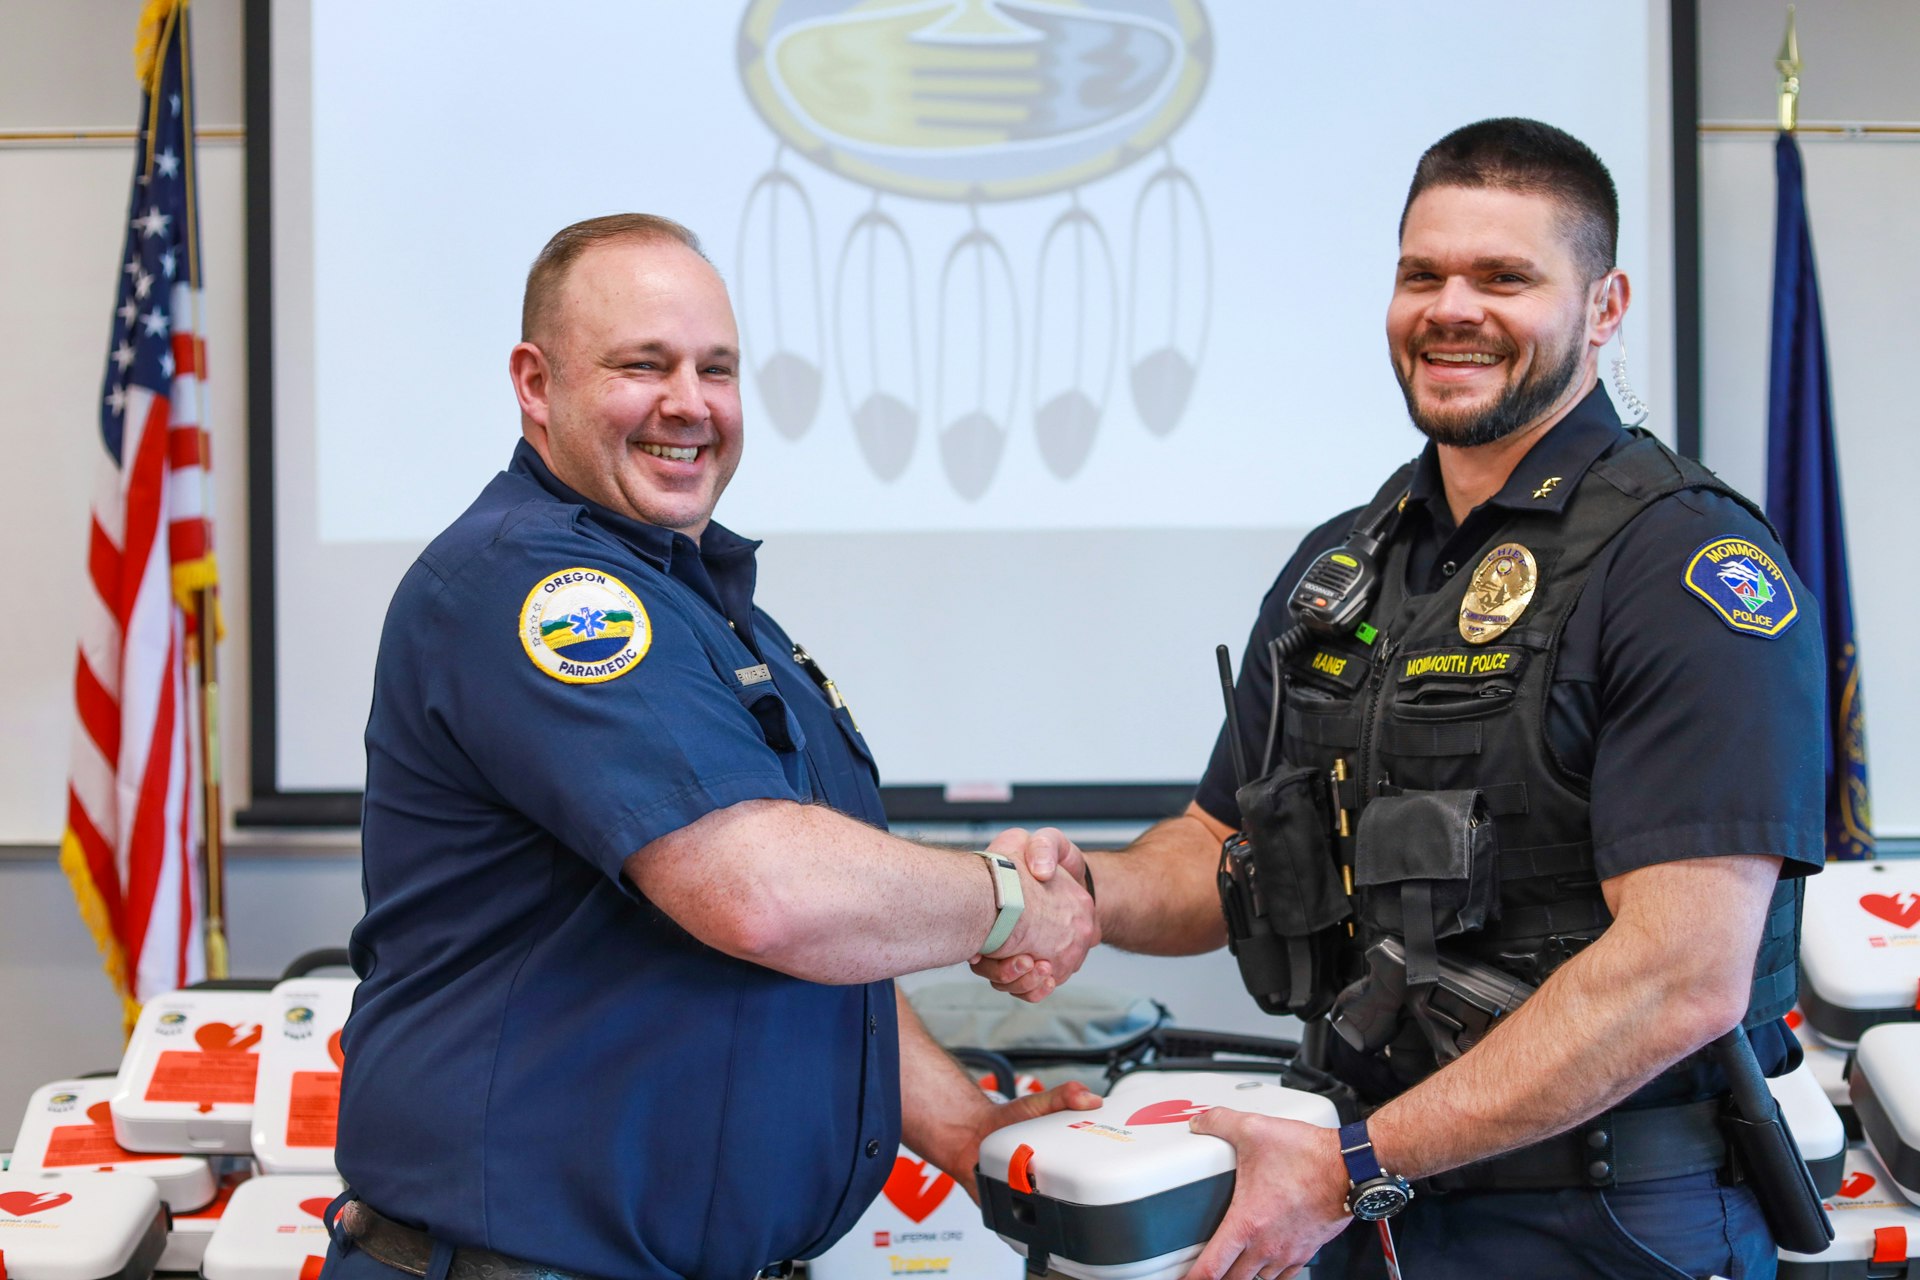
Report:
1314,1171,1775,1279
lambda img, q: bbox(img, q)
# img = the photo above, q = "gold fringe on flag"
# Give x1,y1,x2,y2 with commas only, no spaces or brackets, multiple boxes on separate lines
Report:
133,0,184,90
58,831,144,1037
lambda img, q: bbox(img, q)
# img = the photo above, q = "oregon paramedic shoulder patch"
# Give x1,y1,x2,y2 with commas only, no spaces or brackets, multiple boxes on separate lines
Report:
1682,538,1798,638
519,568,652,683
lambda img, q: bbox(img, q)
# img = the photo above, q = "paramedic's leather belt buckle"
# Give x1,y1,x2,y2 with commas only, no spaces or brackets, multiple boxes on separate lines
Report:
338,1199,613,1280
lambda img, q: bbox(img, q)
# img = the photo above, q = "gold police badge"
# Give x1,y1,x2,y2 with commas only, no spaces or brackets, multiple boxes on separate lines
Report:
1459,543,1538,644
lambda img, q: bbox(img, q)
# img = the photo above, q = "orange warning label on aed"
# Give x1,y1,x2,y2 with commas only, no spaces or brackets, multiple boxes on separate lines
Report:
285,1071,341,1147
145,1049,260,1105
42,1120,165,1167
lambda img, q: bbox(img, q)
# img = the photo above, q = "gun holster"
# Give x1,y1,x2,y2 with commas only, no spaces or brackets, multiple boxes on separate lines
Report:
1328,789,1505,1062
1220,764,1351,1019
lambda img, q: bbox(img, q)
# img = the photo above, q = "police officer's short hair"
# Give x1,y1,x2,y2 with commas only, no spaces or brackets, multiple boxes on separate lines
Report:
521,213,712,345
1400,118,1619,282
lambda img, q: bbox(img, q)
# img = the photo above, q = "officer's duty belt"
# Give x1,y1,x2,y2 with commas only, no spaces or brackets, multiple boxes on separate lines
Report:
1415,1098,1728,1194
338,1199,795,1279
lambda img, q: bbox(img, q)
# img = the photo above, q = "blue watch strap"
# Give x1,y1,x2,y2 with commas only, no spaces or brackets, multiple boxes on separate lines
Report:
1339,1119,1384,1183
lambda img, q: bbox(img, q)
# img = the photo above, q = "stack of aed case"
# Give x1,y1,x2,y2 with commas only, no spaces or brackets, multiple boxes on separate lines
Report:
1779,859,1920,1278
2,975,355,1280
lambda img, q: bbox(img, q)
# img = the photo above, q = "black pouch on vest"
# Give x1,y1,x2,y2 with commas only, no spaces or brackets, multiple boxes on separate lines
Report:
1222,765,1351,1020
1352,789,1498,987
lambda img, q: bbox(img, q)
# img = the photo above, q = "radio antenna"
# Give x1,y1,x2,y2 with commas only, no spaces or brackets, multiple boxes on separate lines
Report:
1216,644,1249,789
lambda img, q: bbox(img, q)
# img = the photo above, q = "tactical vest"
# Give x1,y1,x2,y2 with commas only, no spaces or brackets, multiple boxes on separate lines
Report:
1266,431,1801,1091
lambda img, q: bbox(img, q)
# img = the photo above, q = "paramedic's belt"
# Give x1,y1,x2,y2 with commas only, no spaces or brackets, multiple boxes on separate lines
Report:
1416,1099,1727,1193
339,1199,797,1280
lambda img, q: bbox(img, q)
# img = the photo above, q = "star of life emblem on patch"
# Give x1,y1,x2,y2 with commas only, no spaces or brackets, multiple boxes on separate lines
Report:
519,568,652,683
1683,538,1797,637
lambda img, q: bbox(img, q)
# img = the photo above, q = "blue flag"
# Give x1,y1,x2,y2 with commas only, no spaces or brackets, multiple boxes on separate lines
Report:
1765,134,1871,860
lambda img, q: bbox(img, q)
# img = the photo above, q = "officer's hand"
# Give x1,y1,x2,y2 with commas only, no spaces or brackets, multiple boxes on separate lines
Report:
970,828,1094,1000
1180,1110,1351,1280
951,1080,1102,1202
972,828,1098,1002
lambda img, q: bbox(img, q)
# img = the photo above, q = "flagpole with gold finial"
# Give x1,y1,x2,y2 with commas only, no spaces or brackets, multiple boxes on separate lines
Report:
1777,6,1801,133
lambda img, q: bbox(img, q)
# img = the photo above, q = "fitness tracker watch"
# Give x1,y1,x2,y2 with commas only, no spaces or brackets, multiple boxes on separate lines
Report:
974,851,1025,954
1339,1119,1414,1221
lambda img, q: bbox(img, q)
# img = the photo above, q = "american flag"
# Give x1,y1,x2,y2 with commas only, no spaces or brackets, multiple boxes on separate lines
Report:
61,0,215,1018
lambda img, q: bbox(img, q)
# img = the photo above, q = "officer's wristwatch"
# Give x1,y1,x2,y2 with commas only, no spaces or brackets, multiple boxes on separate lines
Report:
1339,1119,1414,1221
973,851,1025,954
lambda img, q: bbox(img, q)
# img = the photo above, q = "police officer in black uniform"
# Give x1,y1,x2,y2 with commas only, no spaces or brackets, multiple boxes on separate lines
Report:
323,215,1099,1280
981,120,1825,1279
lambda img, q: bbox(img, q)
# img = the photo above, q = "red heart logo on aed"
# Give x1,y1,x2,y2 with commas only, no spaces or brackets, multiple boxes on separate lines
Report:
195,1021,264,1053
1840,1171,1877,1198
1126,1099,1215,1126
0,1190,74,1216
881,1158,954,1223
86,1100,114,1126
327,1028,345,1069
299,1197,333,1220
1859,893,1920,930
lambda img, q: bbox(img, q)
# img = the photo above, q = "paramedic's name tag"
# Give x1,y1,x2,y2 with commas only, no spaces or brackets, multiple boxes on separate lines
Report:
1459,543,1538,644
735,664,772,686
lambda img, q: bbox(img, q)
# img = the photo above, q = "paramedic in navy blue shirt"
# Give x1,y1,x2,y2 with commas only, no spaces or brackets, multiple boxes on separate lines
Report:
980,120,1826,1279
321,215,1099,1280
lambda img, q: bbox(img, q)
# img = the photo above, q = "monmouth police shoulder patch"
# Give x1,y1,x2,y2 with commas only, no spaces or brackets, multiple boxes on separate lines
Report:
519,568,652,683
1682,538,1798,638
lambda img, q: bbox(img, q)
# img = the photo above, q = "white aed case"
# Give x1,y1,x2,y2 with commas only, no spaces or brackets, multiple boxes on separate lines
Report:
111,990,271,1155
1799,860,1920,1048
1772,1058,1849,1198
0,1170,167,1280
250,977,356,1175
1790,1007,1858,1132
156,1167,252,1274
977,1071,1340,1280
1778,1145,1920,1278
809,1144,1023,1280
199,1174,343,1280
6,1079,215,1212
1853,1023,1920,1207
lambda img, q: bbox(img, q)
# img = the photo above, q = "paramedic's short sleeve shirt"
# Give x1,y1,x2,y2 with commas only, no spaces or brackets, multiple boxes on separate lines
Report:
338,443,897,1279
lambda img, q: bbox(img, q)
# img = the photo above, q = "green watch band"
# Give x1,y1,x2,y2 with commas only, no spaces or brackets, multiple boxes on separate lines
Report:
974,851,1025,954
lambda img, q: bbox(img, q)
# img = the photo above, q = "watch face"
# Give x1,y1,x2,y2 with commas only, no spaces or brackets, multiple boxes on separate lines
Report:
1351,1181,1411,1221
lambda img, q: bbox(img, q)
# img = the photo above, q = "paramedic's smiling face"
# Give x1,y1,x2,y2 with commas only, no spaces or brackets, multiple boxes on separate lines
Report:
515,238,744,539
1387,184,1613,448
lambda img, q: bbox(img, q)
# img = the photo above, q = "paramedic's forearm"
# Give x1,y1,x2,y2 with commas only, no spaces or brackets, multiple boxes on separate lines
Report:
627,801,1096,984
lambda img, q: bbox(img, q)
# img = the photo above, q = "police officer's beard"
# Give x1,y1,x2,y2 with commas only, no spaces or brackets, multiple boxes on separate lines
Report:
1397,328,1586,448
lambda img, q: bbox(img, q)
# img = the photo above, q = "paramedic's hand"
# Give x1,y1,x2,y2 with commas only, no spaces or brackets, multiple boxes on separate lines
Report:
970,827,1092,1001
951,1080,1103,1202
972,828,1098,1001
1181,1110,1351,1280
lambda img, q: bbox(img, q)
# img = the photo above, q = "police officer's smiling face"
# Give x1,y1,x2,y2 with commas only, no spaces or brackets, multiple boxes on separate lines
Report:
1387,185,1610,448
517,238,744,538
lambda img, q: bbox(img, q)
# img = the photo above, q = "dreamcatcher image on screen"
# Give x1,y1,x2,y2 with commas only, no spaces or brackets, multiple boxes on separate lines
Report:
736,0,1213,500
